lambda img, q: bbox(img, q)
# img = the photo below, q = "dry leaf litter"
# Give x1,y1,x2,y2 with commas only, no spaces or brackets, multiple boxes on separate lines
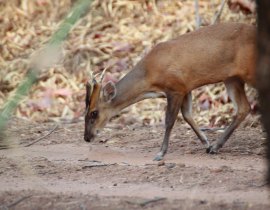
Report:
0,0,257,128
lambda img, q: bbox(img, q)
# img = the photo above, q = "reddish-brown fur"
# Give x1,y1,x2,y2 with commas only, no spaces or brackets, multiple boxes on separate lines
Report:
85,22,256,160
144,23,256,92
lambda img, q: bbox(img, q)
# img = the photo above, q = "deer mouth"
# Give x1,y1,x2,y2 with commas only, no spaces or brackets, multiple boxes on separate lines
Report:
84,133,95,142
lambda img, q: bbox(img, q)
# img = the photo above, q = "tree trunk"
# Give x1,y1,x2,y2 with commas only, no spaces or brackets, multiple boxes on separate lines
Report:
256,0,270,183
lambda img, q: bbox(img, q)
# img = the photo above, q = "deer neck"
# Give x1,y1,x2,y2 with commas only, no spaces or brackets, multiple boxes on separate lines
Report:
111,65,148,112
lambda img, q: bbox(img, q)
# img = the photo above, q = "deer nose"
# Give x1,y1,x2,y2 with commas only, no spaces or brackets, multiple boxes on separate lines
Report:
84,133,94,142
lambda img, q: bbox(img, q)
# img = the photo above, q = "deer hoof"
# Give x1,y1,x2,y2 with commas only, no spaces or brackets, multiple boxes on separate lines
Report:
153,153,163,161
206,145,218,154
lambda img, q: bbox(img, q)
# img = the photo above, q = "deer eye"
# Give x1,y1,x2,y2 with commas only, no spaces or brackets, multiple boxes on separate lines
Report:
90,111,98,119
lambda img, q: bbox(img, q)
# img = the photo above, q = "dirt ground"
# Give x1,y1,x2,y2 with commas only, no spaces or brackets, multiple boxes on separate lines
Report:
0,116,269,210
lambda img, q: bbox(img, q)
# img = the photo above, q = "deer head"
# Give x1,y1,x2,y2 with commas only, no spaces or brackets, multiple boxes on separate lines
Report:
84,70,117,142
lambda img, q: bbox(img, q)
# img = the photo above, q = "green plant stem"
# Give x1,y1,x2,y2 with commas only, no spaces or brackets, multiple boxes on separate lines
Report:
0,0,93,136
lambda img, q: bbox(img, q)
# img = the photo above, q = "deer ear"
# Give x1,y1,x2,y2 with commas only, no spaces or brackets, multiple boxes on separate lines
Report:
103,81,117,102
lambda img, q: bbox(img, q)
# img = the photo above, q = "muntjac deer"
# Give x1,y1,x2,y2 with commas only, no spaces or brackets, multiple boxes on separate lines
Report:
84,22,256,160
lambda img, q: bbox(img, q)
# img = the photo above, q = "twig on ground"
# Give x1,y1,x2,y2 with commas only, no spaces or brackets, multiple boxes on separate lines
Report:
81,161,116,169
200,127,226,132
139,197,166,207
24,124,58,147
212,0,228,24
126,197,166,207
4,195,32,209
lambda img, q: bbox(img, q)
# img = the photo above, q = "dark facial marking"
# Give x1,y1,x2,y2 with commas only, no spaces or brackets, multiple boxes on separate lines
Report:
85,83,91,111
86,110,99,124
90,110,98,120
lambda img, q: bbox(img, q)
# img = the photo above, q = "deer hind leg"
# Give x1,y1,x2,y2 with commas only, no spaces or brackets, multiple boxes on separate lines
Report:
207,77,251,154
181,92,210,147
154,93,183,161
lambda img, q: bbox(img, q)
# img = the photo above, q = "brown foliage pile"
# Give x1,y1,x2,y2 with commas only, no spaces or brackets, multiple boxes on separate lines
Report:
0,0,256,127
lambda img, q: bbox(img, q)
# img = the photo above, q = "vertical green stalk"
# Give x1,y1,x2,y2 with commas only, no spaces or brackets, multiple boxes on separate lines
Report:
0,0,93,140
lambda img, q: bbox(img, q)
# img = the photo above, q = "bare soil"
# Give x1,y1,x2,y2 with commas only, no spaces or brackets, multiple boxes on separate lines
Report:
0,117,269,210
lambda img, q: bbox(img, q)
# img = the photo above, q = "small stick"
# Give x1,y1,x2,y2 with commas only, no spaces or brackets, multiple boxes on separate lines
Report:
126,197,166,207
82,163,116,169
139,197,166,207
24,124,58,147
200,127,226,132
212,0,228,24
6,195,32,208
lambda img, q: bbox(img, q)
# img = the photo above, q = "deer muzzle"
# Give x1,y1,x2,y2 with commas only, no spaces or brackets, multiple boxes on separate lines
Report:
84,132,95,142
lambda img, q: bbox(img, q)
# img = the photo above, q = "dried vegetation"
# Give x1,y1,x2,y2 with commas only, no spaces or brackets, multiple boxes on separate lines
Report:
0,0,256,127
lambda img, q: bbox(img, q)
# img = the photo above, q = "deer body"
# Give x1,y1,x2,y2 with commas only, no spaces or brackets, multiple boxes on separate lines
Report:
85,22,256,160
